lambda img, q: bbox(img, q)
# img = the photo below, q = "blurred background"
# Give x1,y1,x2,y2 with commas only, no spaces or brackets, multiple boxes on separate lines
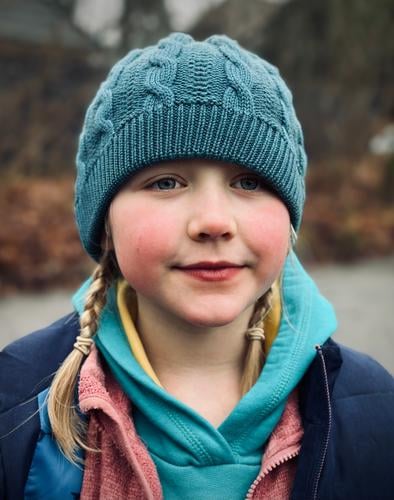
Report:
0,0,393,370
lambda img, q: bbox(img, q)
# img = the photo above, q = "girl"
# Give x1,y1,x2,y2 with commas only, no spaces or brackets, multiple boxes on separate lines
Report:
1,33,393,500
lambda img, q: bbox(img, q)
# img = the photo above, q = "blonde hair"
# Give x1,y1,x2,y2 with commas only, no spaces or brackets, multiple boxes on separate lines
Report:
48,229,291,463
240,288,273,396
47,244,117,463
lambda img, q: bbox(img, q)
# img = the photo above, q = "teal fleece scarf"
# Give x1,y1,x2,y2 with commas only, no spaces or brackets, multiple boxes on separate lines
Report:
73,252,337,499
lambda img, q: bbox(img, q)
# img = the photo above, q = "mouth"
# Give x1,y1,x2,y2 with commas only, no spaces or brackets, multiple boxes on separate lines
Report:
173,262,246,282
175,261,246,270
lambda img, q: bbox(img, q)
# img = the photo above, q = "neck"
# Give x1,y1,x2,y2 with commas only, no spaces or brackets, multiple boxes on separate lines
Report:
135,296,254,380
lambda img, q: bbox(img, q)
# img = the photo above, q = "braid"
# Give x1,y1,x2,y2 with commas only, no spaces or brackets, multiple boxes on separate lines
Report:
240,288,273,396
47,244,116,464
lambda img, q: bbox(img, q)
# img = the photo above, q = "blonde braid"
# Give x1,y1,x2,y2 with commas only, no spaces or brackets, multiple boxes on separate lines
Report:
47,245,116,464
240,288,273,396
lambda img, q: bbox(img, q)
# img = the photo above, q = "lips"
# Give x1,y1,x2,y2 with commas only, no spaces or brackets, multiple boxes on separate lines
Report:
173,261,246,282
176,261,244,270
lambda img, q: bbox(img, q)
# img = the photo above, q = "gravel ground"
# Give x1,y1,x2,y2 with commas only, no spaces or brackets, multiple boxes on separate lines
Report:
1,256,393,374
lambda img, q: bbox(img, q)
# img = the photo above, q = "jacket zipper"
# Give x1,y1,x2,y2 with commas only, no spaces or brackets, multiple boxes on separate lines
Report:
245,345,332,500
244,448,300,499
312,344,333,500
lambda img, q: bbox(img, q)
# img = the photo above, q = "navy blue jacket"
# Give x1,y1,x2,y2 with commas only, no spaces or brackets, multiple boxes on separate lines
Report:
1,313,393,499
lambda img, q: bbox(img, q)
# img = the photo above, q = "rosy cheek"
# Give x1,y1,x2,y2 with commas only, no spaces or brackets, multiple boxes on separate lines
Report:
111,201,179,288
247,201,290,264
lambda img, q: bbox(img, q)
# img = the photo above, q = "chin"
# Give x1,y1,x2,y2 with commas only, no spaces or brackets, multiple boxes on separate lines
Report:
175,296,254,329
182,309,243,328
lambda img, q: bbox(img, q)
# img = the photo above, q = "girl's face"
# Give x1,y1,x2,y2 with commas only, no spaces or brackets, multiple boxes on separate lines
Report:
109,159,290,328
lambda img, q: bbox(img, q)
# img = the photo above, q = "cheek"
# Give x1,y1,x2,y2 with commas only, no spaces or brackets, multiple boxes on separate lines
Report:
110,201,179,286
246,200,290,271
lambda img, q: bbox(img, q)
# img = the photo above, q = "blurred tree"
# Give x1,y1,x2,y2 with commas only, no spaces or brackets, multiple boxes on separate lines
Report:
42,0,77,18
190,0,278,50
40,0,171,52
119,0,171,53
262,0,394,159
40,0,101,48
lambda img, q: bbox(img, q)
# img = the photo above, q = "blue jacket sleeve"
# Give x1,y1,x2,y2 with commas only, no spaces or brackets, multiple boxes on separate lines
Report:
0,313,79,499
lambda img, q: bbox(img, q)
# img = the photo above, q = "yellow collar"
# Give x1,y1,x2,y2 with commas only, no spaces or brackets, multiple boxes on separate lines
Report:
117,281,162,386
264,279,282,354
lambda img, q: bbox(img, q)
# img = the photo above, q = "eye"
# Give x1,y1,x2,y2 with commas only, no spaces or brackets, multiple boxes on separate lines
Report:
146,176,183,190
233,175,263,191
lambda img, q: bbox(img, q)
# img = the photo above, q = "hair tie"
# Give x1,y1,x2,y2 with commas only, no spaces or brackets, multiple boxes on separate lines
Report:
73,336,93,356
246,327,265,342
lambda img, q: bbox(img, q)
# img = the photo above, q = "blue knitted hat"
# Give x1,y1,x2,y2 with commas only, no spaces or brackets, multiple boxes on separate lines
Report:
75,32,307,261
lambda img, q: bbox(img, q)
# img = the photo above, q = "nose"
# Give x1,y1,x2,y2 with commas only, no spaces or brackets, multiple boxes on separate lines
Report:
187,190,237,242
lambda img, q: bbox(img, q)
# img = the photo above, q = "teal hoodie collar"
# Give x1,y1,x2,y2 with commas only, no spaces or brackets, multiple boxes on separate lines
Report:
72,252,337,496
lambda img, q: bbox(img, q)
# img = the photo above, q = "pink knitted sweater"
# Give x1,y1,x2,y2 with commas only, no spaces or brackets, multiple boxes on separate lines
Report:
79,346,304,499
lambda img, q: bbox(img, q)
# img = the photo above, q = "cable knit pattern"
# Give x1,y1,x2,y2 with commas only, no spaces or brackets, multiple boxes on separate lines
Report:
209,36,255,114
143,35,187,110
75,32,308,260
263,61,306,177
76,85,114,179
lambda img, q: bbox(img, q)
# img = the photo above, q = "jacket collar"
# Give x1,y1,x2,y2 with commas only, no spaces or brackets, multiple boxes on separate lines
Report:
291,338,343,500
